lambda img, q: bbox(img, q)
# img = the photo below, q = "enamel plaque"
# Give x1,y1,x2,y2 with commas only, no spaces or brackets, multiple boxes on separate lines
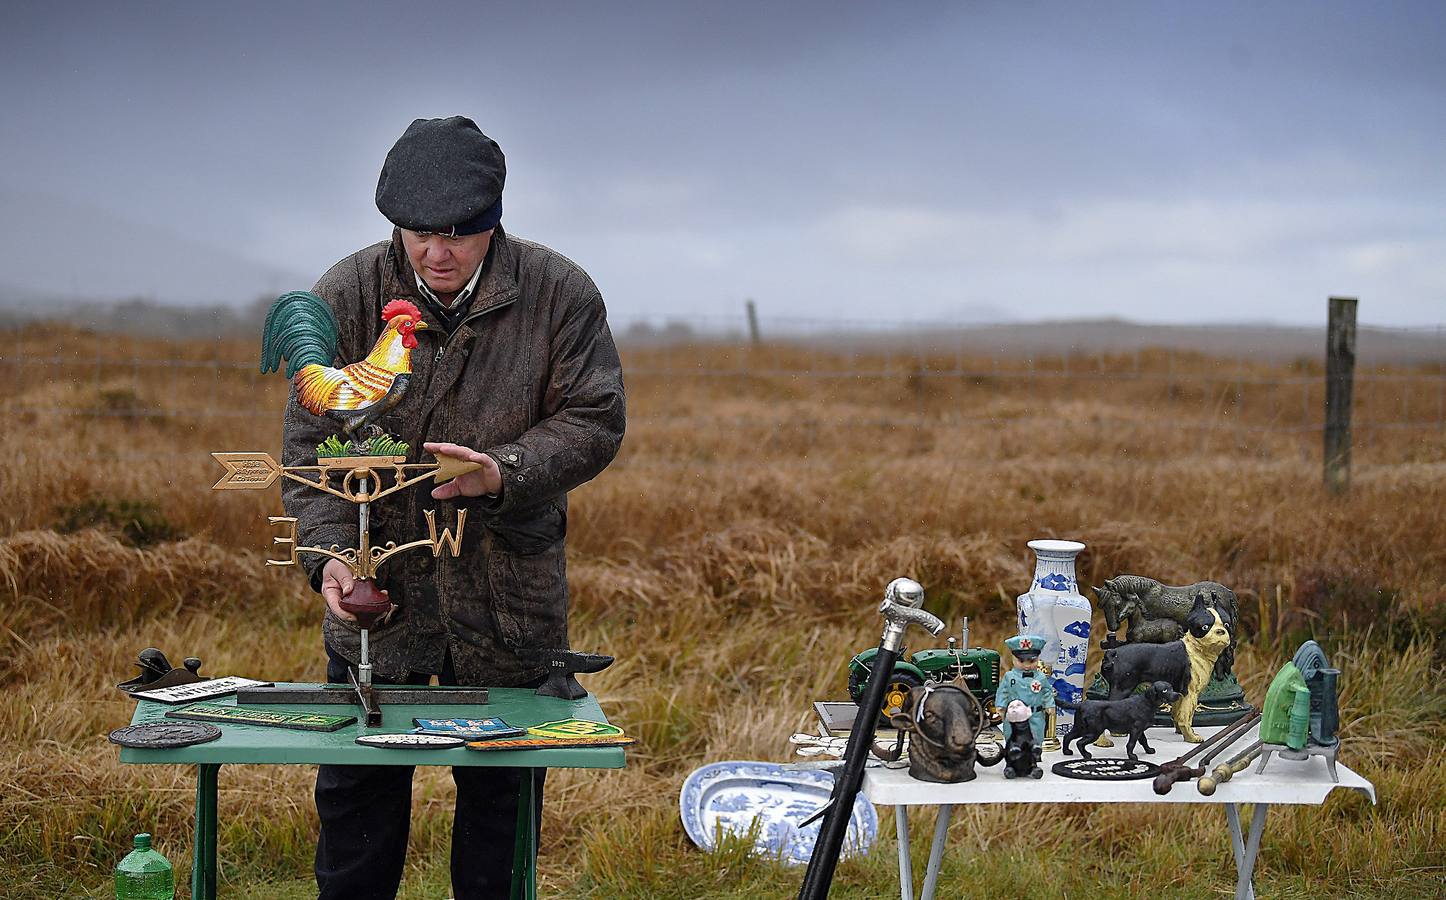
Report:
130,677,273,704
466,734,635,751
526,718,626,739
356,733,465,749
412,717,525,740
167,704,355,732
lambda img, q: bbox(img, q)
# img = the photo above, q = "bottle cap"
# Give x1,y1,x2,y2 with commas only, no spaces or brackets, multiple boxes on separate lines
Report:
134,833,151,849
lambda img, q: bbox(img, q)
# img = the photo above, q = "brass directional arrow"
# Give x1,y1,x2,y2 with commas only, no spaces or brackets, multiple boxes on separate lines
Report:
431,455,482,484
212,452,480,497
211,452,281,490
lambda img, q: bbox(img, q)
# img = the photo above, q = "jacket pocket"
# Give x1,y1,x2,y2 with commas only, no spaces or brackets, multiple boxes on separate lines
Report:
485,502,566,556
486,538,568,651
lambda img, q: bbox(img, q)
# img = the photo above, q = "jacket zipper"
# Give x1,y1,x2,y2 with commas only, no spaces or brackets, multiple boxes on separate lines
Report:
432,293,519,364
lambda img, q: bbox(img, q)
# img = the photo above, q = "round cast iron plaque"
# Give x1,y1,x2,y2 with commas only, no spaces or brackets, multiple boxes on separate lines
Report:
109,722,223,749
355,733,465,749
1051,758,1161,781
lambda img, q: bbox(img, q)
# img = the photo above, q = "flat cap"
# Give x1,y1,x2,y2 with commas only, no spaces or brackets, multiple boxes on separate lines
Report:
375,116,505,236
1005,634,1047,660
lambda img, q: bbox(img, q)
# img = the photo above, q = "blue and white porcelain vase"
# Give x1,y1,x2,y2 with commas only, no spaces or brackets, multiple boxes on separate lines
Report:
1015,539,1090,733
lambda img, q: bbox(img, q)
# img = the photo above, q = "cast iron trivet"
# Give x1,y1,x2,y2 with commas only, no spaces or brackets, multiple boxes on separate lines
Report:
1052,757,1161,780
109,722,223,749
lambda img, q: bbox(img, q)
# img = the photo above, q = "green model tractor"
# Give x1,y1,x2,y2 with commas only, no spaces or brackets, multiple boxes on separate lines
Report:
848,617,1003,726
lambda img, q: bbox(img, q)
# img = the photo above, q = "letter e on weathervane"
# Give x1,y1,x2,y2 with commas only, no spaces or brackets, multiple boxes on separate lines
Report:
266,516,299,567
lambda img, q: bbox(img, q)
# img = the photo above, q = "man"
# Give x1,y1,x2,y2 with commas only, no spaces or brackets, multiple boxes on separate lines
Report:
281,116,625,899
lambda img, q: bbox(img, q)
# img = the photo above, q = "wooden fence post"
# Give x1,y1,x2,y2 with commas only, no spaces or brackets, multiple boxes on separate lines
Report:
745,299,761,345
1324,296,1358,494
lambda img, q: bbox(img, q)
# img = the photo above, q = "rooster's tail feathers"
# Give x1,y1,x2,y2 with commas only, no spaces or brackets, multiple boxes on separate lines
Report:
260,291,340,378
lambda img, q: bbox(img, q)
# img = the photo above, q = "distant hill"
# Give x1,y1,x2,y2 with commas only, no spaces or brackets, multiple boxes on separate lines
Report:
0,291,269,339
0,187,308,308
808,318,1445,366
617,316,1443,365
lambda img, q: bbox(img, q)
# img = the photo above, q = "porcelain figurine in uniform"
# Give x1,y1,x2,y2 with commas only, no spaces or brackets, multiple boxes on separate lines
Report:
996,634,1055,745
1015,539,1091,734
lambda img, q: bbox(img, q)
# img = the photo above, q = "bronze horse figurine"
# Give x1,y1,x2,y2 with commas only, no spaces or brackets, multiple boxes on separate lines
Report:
1094,575,1239,680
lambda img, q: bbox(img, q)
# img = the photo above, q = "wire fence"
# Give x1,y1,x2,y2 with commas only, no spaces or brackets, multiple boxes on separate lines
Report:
2,316,1443,464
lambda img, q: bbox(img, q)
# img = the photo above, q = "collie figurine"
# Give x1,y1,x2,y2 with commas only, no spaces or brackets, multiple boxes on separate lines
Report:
1100,595,1232,742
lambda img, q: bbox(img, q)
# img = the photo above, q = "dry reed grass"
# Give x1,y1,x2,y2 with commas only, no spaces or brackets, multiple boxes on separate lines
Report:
0,326,1442,897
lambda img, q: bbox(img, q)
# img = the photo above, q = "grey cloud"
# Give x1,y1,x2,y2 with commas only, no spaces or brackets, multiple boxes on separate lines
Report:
1,1,1442,324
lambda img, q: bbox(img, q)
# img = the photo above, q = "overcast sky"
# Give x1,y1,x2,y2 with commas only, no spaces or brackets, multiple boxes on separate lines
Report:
2,1,1442,325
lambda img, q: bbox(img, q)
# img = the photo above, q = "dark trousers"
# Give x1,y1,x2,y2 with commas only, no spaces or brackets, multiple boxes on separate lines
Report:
315,647,545,900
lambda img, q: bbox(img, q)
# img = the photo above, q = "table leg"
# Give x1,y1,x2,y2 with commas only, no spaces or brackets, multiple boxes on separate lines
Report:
895,806,914,900
1224,804,1246,882
1232,803,1269,900
510,768,538,900
191,763,220,900
919,804,953,900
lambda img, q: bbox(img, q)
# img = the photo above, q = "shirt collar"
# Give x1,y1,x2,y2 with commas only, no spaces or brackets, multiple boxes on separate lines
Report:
414,258,486,310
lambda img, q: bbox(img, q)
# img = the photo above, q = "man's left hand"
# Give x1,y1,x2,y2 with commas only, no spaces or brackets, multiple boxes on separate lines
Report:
425,441,503,499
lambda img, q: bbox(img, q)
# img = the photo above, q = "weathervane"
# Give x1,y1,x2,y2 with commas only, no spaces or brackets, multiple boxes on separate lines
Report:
212,450,476,580
209,291,487,725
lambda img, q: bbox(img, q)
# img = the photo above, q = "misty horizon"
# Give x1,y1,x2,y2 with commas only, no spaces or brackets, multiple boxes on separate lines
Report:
3,1,1443,327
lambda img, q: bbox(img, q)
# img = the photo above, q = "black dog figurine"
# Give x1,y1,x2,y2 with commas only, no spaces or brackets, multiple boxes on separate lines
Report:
1001,700,1043,779
1059,680,1181,760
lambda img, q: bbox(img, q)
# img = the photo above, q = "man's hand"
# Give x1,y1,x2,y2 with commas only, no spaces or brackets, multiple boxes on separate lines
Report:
425,441,503,500
321,559,362,622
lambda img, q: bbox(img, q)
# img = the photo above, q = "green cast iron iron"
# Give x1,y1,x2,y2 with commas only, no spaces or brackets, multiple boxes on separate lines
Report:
1259,640,1340,750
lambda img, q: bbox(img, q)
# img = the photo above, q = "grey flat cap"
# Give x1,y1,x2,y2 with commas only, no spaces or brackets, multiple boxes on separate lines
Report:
375,116,505,235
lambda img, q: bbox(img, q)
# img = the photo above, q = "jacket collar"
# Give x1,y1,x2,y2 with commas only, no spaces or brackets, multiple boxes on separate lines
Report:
387,226,520,329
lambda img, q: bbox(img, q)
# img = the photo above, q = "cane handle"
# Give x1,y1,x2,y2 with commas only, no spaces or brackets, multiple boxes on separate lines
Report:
881,600,945,636
1198,742,1263,795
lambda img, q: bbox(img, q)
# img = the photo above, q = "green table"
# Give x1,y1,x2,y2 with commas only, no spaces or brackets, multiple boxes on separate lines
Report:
119,683,626,899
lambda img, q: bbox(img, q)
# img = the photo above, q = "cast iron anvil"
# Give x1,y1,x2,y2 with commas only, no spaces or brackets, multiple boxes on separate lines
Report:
530,649,614,700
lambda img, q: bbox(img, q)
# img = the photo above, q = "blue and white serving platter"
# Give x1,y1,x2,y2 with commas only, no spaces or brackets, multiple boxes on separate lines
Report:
679,760,878,866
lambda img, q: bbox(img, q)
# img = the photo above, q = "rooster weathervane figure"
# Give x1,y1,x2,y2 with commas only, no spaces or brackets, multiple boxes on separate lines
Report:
261,291,428,454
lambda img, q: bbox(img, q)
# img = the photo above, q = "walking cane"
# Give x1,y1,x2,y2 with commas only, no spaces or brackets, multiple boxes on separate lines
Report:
797,578,945,900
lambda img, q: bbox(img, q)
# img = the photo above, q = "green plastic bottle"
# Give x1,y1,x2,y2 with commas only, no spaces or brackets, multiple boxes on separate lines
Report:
115,833,174,899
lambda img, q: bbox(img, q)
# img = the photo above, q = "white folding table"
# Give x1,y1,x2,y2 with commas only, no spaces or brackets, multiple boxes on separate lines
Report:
861,725,1375,900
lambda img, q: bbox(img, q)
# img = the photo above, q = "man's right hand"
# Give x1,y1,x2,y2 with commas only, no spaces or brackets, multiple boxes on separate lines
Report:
320,560,358,623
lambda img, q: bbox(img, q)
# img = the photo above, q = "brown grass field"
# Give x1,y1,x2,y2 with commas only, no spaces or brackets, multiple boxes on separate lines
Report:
1,325,1443,898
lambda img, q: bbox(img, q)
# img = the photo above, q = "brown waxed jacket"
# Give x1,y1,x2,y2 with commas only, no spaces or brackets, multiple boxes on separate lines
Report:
281,226,625,686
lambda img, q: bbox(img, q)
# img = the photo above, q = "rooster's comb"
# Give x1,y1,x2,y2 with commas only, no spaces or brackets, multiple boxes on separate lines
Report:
381,299,423,323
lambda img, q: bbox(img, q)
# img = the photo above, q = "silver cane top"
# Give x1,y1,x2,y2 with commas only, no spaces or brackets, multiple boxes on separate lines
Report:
879,577,943,652
884,577,926,609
